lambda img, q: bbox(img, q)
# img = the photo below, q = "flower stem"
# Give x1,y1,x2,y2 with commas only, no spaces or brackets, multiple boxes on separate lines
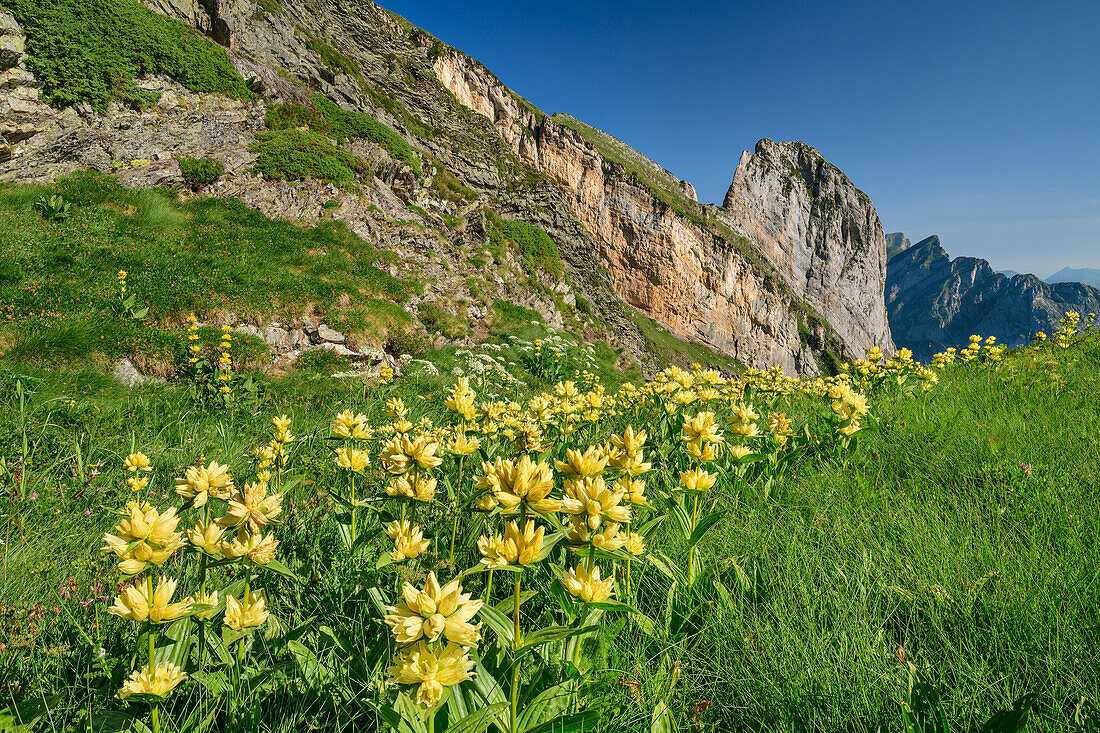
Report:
510,572,522,733
449,456,465,563
687,493,699,586
349,471,357,547
625,521,632,597
486,569,494,601
146,575,159,733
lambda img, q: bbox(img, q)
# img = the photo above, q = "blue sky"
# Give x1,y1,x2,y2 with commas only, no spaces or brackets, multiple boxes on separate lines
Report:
385,0,1100,276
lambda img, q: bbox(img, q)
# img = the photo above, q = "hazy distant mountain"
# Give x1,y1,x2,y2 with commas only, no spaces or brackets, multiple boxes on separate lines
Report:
885,232,911,259
998,269,1019,278
1047,267,1100,289
886,234,1100,360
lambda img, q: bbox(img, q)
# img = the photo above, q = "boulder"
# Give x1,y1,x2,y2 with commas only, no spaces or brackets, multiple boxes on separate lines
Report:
317,324,345,343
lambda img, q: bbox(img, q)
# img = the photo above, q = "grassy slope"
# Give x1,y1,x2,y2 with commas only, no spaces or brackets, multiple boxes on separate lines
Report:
0,172,417,365
1,335,1097,730
657,344,1099,730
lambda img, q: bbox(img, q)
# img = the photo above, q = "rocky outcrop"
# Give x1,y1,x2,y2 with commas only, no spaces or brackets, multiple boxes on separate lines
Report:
886,234,1100,360
720,140,895,357
431,49,893,372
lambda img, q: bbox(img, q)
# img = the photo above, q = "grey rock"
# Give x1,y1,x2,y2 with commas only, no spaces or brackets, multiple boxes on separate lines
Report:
233,323,263,339
722,139,895,357
263,324,290,350
288,329,310,349
317,324,345,343
112,358,162,387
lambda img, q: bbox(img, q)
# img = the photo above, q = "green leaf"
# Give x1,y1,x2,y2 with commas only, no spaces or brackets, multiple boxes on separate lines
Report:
515,625,596,656
651,699,675,733
688,511,725,547
131,307,148,320
258,558,299,581
477,604,515,647
0,694,61,732
495,589,538,616
444,701,508,733
978,694,1036,733
668,500,692,541
156,616,192,669
518,681,576,733
361,698,421,733
524,710,603,733
191,670,230,696
585,599,637,614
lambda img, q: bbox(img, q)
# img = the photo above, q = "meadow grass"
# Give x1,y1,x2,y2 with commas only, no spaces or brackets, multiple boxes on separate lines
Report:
0,333,1097,731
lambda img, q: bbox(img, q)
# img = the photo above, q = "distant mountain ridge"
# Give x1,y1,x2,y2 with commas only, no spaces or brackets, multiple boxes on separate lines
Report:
884,234,1100,360
1047,267,1100,289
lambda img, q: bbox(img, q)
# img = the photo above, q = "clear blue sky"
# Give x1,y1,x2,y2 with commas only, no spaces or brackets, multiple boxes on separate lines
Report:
384,0,1099,276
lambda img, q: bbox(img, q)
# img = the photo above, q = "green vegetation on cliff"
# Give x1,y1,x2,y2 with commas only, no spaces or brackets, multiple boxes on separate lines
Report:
265,94,422,175
251,128,371,184
1,0,254,111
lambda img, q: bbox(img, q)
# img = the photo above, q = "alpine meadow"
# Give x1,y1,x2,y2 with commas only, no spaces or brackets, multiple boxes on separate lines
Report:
1,1,1098,732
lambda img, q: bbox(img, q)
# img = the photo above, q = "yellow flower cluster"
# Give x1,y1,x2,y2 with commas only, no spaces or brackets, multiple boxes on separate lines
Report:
384,573,480,707
123,451,152,493
186,316,201,367
218,325,233,394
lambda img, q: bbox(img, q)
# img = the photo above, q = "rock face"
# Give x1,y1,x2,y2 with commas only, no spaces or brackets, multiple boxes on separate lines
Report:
720,139,895,357
432,50,895,373
886,234,1100,360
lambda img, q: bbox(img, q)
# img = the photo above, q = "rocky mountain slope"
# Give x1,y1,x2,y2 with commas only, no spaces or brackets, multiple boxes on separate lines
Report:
0,0,895,375
886,234,1100,360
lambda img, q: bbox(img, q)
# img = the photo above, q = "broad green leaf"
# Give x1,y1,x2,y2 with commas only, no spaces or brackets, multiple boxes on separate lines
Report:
362,698,421,733
258,558,299,581
0,694,61,733
515,625,596,656
524,710,603,733
585,599,638,614
669,502,692,541
518,681,576,733
978,694,1036,733
688,511,725,547
495,589,538,615
444,701,508,733
651,699,675,733
155,616,192,668
477,604,515,647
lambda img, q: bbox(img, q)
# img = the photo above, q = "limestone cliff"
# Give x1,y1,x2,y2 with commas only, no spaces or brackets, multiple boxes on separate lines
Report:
721,140,894,357
432,49,894,372
886,235,1100,360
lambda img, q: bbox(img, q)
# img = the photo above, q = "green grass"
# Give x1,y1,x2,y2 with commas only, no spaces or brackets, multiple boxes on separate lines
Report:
485,209,562,278
0,172,416,365
418,301,468,341
251,128,372,185
266,94,422,175
628,308,745,374
1,0,254,111
645,346,1100,730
